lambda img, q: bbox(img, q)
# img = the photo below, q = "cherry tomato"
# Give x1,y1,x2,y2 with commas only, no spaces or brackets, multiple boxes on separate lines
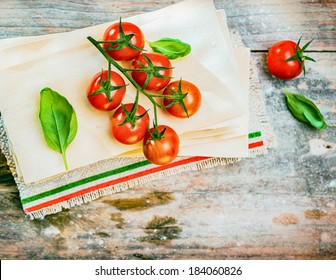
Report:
131,53,173,91
111,103,149,145
87,70,126,111
163,80,202,118
143,125,180,165
266,38,315,80
103,21,145,61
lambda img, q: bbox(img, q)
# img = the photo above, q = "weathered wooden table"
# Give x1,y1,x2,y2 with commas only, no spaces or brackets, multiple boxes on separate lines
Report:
0,0,335,260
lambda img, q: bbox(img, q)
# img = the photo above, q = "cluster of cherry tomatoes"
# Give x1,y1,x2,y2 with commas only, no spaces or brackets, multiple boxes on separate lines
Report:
86,20,201,165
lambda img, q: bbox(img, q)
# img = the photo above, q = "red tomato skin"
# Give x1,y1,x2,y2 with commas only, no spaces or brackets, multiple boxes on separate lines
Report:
143,125,180,165
87,70,126,111
266,40,302,80
111,104,149,145
131,53,173,91
103,22,145,61
163,80,202,118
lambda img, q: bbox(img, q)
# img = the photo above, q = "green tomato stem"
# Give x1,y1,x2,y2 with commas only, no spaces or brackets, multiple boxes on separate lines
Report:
87,36,160,109
130,90,140,119
153,103,159,135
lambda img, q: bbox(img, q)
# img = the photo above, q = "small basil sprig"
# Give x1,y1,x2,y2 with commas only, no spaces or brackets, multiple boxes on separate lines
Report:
39,87,78,170
284,89,327,130
147,38,191,59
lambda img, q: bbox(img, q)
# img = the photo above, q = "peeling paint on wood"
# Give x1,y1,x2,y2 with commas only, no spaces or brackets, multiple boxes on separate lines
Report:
140,216,182,245
103,191,175,211
273,213,299,225
110,213,125,229
0,152,13,185
304,209,327,220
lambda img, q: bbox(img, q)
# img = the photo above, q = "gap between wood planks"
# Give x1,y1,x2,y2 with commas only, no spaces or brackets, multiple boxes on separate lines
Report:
251,50,336,53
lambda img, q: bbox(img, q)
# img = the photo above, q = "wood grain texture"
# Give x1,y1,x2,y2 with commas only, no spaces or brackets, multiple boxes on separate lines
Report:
0,0,335,260
0,0,335,50
217,0,336,50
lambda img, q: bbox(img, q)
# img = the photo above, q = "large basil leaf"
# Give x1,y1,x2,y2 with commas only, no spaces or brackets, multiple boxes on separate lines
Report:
147,38,191,59
284,89,327,130
39,87,78,170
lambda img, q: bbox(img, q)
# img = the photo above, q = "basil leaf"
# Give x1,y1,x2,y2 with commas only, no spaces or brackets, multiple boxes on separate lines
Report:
147,38,191,59
39,87,78,170
284,89,327,130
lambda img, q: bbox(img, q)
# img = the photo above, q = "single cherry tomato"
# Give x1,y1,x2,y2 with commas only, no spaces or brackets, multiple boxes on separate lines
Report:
163,80,202,118
266,37,315,80
143,125,180,165
87,70,126,111
103,20,145,61
131,53,173,91
111,103,149,145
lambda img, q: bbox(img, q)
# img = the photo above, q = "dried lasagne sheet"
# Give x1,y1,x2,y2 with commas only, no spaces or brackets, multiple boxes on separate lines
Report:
0,0,249,184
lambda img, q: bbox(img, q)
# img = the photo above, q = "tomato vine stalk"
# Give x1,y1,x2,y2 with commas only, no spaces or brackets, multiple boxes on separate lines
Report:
87,36,178,138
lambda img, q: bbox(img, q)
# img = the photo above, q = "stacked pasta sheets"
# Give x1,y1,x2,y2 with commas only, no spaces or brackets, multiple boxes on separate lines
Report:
0,0,256,218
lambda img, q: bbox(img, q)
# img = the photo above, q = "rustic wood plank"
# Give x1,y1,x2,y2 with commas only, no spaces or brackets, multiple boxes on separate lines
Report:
0,0,335,50
218,0,336,50
0,0,335,260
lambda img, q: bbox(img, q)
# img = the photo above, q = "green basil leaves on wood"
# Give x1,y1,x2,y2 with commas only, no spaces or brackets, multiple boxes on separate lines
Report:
284,89,327,130
147,38,191,59
39,87,78,170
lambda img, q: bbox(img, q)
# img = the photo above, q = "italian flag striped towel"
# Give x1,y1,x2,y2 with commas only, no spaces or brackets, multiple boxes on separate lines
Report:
17,130,265,218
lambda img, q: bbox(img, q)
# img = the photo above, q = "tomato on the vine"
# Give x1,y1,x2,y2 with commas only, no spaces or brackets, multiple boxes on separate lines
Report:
266,37,315,80
163,80,201,118
87,70,126,111
143,125,179,165
111,103,149,145
131,53,173,91
103,20,145,61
